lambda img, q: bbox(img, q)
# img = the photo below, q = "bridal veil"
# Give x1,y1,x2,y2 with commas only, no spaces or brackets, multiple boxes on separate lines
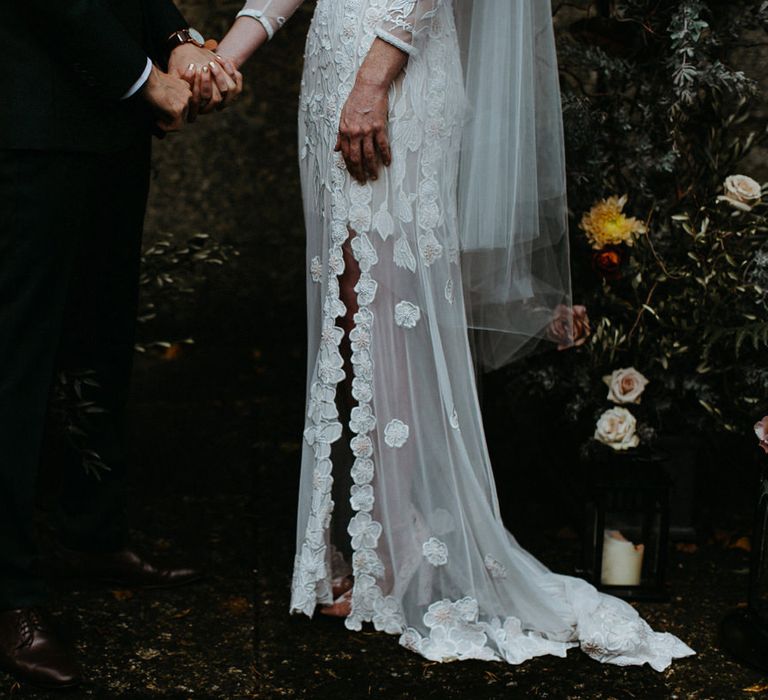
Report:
456,0,573,370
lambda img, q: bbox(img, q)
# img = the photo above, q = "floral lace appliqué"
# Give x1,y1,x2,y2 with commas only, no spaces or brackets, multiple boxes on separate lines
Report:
384,419,410,447
418,231,444,266
400,598,499,663
484,555,508,580
445,278,455,303
394,301,421,329
422,537,449,567
373,595,406,635
310,256,323,283
394,236,417,272
348,512,381,549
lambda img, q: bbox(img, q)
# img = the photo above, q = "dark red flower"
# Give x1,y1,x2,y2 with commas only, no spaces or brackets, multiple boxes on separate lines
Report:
592,246,624,280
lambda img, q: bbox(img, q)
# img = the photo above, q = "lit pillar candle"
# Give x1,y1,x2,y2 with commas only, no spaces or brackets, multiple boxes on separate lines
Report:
601,530,645,586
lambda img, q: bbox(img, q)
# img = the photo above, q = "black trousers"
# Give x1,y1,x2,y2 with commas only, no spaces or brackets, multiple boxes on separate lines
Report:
0,137,151,610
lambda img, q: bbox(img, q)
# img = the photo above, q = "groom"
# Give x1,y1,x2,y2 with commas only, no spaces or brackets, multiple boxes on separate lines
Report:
0,0,241,690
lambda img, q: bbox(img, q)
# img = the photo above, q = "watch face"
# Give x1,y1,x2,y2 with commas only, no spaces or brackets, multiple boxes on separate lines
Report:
189,28,205,46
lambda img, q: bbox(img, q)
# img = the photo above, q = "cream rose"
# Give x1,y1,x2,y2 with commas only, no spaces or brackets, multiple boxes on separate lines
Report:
603,367,649,405
595,407,640,451
755,416,768,455
718,175,762,212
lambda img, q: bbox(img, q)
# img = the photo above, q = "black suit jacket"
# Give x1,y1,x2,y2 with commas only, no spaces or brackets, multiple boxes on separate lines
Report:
1,0,188,153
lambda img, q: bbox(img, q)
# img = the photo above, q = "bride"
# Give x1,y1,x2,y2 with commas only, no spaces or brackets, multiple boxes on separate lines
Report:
215,0,695,669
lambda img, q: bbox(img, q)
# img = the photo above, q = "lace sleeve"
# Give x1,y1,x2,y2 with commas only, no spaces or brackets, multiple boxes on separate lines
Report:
375,0,445,56
237,0,304,41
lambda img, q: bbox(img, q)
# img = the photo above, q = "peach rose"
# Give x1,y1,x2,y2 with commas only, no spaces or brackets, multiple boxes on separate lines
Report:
595,407,640,451
603,367,649,405
755,416,768,455
549,304,591,351
718,175,762,212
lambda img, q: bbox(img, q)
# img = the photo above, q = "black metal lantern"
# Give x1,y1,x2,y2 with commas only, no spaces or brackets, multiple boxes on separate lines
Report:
579,454,671,602
721,462,768,672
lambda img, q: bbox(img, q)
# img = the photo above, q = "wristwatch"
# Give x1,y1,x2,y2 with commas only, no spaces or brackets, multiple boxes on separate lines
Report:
166,28,206,52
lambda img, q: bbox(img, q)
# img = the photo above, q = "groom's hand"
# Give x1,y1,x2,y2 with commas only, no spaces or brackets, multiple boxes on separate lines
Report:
140,65,192,132
169,44,243,121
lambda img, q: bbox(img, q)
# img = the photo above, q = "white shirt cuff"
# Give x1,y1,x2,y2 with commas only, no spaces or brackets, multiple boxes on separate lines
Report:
121,57,152,100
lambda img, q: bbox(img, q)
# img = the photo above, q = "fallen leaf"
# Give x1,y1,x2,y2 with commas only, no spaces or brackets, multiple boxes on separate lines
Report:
222,596,252,615
714,529,734,546
136,648,161,661
111,589,134,601
675,542,698,554
744,682,768,693
730,536,752,553
162,344,183,361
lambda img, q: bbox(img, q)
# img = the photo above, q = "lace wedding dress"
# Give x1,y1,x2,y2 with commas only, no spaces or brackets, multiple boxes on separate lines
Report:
240,0,695,669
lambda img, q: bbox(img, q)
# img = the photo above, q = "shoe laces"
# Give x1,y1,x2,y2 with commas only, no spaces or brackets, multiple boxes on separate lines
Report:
17,609,47,650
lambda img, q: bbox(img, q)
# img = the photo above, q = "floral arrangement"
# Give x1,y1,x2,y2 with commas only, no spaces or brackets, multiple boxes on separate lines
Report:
575,166,767,453
499,1,768,465
587,169,765,433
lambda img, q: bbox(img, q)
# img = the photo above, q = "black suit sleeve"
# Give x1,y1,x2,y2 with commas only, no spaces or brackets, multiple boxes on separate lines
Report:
142,0,189,67
16,0,151,101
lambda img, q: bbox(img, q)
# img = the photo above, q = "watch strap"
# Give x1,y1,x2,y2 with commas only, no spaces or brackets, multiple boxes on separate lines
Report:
166,28,204,53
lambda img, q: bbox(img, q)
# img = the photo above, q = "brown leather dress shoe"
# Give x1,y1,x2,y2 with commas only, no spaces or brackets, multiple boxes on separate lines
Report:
0,608,82,689
51,547,203,590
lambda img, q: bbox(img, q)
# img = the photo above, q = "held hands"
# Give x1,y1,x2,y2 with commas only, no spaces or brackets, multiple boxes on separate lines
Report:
140,65,192,132
168,44,243,122
140,44,243,133
335,79,392,184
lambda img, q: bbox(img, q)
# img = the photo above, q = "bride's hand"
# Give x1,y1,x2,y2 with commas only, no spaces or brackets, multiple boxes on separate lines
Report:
335,79,393,184
170,45,243,121
196,56,243,116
